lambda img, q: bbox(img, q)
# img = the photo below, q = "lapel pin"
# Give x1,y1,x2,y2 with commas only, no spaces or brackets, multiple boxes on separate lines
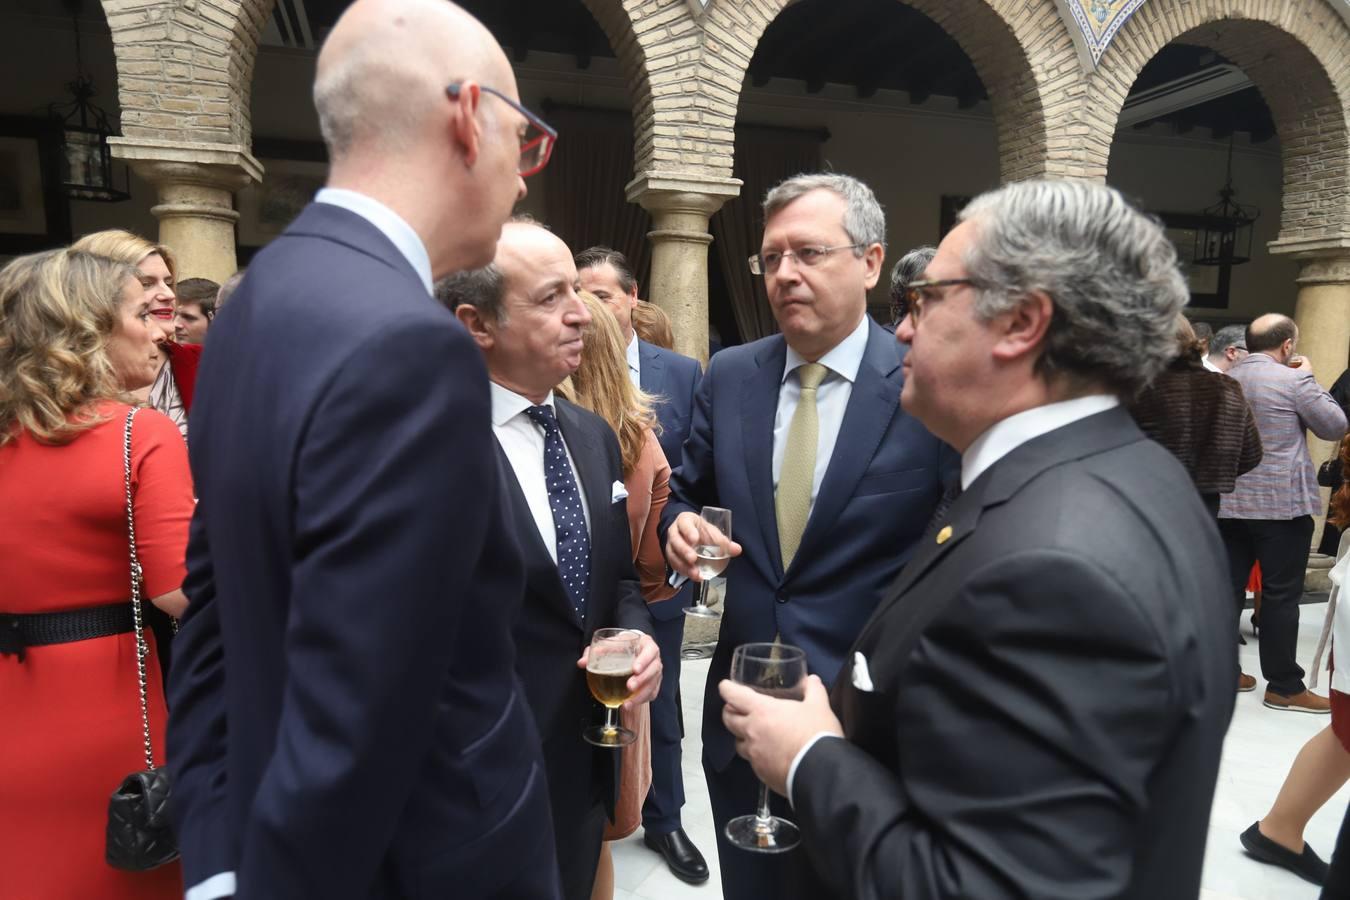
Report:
936,525,952,545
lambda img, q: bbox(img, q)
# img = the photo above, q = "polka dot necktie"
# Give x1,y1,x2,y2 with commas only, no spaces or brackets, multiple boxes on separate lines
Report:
525,405,591,621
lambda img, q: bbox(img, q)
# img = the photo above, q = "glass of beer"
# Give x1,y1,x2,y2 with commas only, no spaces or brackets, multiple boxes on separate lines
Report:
725,642,808,853
583,628,640,748
684,506,731,619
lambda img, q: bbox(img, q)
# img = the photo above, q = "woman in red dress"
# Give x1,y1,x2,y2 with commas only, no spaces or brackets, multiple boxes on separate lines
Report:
0,248,193,898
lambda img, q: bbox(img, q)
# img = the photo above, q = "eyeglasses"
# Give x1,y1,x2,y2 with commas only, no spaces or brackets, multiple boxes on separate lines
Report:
748,244,864,276
446,83,558,177
889,278,981,323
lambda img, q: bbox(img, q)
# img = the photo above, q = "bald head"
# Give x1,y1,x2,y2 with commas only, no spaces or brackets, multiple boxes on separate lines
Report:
1247,313,1298,357
315,0,513,162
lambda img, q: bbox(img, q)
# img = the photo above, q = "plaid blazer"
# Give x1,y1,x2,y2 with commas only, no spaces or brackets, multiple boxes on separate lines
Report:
1219,353,1347,520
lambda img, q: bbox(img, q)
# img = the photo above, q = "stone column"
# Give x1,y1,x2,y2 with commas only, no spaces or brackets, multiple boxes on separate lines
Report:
1269,236,1350,550
108,137,263,283
627,172,742,365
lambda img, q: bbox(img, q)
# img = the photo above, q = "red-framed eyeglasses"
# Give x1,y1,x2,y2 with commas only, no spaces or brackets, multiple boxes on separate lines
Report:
447,82,558,178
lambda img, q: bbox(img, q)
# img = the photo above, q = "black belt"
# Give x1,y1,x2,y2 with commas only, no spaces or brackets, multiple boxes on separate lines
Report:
0,602,133,663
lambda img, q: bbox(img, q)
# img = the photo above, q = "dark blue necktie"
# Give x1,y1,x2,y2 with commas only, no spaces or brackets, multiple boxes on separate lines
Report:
525,405,591,620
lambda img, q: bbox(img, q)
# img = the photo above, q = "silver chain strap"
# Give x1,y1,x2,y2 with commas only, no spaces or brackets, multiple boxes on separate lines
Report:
123,409,157,773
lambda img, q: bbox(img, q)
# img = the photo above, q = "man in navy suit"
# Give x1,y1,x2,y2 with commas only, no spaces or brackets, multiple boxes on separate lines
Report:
576,246,708,883
443,221,662,900
660,173,956,900
166,3,561,898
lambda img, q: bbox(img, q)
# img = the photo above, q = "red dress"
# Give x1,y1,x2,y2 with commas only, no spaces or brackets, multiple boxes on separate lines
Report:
0,403,193,898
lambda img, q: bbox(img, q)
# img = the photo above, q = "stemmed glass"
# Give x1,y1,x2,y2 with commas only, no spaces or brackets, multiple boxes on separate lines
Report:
582,628,640,748
684,506,731,619
725,642,808,853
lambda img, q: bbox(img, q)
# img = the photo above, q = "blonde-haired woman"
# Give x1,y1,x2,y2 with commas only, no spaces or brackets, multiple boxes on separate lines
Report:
0,249,192,897
559,291,677,900
72,229,200,440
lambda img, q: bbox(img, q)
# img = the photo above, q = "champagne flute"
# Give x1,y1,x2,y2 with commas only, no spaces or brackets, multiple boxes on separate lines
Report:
684,506,731,619
725,642,808,853
583,628,639,748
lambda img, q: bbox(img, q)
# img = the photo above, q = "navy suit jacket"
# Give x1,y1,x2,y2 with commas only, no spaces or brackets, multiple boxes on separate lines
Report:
660,318,957,770
168,202,559,899
637,339,701,620
638,339,701,468
495,396,655,826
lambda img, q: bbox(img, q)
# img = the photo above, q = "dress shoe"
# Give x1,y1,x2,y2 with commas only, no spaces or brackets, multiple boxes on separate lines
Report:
1238,672,1256,692
1263,689,1331,713
644,827,709,884
1239,822,1328,885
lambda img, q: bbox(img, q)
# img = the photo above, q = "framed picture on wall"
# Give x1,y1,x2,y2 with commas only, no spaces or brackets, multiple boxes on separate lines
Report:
1158,211,1229,309
0,116,71,253
236,140,329,250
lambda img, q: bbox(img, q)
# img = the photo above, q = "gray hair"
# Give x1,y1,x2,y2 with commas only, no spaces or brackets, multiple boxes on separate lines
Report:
763,173,886,254
435,264,507,322
889,245,937,297
314,46,432,163
959,179,1188,396
1210,324,1246,355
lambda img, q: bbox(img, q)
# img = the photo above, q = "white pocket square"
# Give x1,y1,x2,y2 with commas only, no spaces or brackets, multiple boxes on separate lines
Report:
611,480,629,503
851,652,875,692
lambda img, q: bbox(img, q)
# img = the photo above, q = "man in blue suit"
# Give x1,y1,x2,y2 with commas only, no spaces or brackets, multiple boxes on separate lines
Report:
660,173,956,900
577,246,708,883
166,3,561,898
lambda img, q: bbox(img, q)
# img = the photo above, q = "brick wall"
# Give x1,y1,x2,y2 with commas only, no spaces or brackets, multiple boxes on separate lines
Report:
101,0,270,147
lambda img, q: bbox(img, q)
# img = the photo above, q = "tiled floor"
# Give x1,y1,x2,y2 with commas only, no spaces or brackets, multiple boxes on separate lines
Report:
613,603,1350,899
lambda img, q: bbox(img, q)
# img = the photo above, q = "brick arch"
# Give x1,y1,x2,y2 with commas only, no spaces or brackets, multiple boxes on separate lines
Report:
689,0,1073,183
1087,0,1350,242
101,0,271,147
579,0,664,175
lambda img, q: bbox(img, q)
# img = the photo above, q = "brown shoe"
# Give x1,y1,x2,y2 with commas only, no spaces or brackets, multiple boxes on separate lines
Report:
1238,672,1257,692
1263,690,1331,713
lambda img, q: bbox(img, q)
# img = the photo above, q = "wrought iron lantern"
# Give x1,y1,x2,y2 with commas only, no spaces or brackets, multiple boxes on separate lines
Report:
49,2,129,202
1193,137,1258,267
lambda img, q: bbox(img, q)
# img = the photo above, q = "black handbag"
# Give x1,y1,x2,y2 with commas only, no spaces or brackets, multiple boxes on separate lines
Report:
106,408,181,871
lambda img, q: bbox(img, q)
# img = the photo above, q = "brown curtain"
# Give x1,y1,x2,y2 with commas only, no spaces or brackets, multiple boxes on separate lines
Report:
542,106,651,284
710,126,824,342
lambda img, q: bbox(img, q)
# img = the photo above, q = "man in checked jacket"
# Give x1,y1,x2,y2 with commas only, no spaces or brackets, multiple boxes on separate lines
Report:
1219,313,1347,711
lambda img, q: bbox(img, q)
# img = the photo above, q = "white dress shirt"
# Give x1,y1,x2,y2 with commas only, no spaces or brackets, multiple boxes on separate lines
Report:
626,333,642,390
783,392,1121,806
772,314,871,510
315,188,434,295
1202,356,1223,374
491,382,591,562
184,188,437,900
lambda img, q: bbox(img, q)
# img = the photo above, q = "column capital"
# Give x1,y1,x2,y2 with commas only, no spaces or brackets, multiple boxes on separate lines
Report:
108,137,264,192
1267,235,1350,285
625,171,742,217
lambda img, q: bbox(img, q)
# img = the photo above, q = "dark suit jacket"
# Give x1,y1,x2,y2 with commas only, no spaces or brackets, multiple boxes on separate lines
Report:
638,339,701,468
495,395,655,823
637,339,701,620
660,319,956,770
793,408,1236,900
168,202,559,899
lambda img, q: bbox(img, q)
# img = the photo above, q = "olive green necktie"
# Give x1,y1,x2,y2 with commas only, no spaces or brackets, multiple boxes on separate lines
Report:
776,362,828,570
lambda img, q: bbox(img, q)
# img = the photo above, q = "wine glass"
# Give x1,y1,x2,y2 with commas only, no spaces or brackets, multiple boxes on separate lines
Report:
582,628,640,748
684,506,731,619
725,642,808,853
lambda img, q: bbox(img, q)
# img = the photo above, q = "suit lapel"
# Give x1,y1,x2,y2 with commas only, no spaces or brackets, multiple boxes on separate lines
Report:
494,438,583,630
555,399,610,631
638,340,664,396
742,338,788,580
794,321,900,569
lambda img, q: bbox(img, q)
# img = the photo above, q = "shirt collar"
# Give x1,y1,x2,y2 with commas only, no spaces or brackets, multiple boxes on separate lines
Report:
490,380,555,427
626,333,641,374
782,313,870,385
315,188,434,295
960,394,1120,490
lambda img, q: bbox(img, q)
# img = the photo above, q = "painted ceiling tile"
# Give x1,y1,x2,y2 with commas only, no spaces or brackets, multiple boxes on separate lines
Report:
1066,0,1150,66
